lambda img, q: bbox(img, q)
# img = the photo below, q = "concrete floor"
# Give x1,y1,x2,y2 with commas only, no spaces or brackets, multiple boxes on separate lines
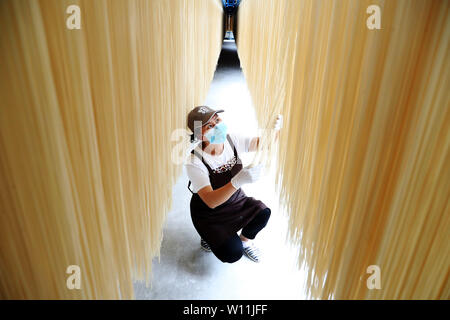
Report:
134,39,308,300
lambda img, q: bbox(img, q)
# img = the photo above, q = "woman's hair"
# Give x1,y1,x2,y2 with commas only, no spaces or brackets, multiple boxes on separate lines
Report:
190,133,196,143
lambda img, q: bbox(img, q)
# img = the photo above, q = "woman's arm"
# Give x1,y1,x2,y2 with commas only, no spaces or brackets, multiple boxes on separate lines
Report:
197,182,237,209
197,164,262,209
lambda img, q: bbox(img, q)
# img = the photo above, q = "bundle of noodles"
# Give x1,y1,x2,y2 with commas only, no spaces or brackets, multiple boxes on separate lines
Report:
0,0,223,299
237,0,449,299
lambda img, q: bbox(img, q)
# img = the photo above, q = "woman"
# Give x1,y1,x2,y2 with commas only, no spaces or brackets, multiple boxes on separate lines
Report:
184,105,282,263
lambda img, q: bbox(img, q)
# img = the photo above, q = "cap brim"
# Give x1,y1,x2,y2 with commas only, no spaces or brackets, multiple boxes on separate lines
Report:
204,109,224,125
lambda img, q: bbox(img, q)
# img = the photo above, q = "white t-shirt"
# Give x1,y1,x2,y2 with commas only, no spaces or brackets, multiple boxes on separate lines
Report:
184,133,252,193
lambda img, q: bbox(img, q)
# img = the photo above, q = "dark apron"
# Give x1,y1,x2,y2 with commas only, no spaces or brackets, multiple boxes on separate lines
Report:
187,134,268,250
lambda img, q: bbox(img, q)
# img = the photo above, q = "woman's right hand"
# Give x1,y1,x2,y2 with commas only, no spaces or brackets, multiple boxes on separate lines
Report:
198,164,263,209
230,164,263,190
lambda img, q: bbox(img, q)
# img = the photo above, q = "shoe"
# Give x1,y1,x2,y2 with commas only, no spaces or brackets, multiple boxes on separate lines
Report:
200,238,211,252
242,241,260,263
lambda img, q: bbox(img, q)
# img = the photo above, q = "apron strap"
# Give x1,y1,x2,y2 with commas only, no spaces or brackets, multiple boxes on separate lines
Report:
226,134,238,158
187,180,194,194
191,135,237,170
191,146,214,172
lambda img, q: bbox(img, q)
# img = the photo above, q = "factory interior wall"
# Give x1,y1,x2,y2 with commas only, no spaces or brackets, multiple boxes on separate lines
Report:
0,0,223,299
236,0,449,299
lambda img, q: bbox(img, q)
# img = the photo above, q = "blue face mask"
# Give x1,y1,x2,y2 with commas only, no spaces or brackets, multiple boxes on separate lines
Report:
204,122,227,144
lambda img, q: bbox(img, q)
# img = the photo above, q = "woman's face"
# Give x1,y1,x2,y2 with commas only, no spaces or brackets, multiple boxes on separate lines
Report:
201,114,222,142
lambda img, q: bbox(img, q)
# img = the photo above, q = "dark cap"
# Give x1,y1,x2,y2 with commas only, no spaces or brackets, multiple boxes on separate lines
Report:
187,106,224,133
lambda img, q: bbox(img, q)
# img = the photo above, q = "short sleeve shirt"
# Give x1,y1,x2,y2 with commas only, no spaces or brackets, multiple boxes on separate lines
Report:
184,133,252,193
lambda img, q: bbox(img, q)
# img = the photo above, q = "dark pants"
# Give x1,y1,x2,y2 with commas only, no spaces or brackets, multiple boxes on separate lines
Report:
211,208,271,263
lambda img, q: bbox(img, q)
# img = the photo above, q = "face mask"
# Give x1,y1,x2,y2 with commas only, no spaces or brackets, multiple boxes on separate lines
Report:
204,122,227,144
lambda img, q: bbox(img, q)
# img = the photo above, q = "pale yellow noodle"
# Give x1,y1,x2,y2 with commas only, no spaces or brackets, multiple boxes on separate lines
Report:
0,0,223,299
236,0,449,299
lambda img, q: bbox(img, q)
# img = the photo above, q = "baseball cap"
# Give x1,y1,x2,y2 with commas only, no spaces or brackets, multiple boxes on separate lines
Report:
187,106,224,133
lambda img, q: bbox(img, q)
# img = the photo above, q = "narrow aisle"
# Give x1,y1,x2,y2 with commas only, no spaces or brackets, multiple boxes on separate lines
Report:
134,38,307,300
204,40,259,140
